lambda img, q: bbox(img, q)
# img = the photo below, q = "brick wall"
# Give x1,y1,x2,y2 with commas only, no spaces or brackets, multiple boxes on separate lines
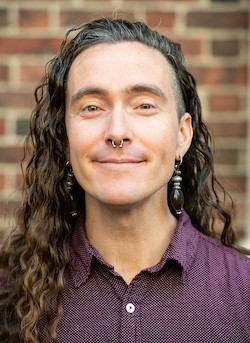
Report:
0,0,249,243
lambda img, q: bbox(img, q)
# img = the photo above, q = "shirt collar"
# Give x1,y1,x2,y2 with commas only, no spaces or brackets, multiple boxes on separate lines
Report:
163,210,199,283
69,211,199,288
69,216,93,288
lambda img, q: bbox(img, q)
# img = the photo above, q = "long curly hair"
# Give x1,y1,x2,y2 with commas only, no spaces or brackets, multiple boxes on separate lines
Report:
0,17,248,342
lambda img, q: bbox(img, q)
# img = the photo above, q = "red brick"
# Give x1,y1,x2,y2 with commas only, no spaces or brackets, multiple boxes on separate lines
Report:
60,11,114,26
0,8,7,26
0,37,62,54
231,205,246,233
0,92,34,108
27,0,67,1
178,38,201,56
0,65,8,81
212,39,240,57
0,118,5,135
212,0,240,2
128,0,198,1
0,200,19,216
16,173,24,190
236,229,246,241
214,148,238,164
217,176,247,193
209,94,241,112
20,64,45,83
209,122,247,138
189,66,247,85
0,147,24,163
146,11,175,28
19,9,49,27
187,11,248,29
0,173,4,190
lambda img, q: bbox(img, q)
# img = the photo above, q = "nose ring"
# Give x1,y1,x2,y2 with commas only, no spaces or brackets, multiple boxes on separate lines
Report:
111,140,124,148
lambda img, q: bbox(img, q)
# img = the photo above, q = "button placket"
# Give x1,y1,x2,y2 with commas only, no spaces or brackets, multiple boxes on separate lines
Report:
120,277,145,343
121,298,137,343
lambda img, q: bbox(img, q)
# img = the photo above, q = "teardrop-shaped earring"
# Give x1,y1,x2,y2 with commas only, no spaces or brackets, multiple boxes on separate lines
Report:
65,162,78,218
170,157,184,215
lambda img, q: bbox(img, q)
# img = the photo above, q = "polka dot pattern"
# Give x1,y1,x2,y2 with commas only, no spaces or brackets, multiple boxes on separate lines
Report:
42,212,250,342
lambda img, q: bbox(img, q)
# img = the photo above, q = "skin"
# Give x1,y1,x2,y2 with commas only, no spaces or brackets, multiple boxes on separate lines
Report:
65,42,193,284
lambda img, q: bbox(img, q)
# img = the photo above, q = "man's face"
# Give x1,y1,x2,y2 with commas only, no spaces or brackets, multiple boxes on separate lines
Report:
65,42,192,209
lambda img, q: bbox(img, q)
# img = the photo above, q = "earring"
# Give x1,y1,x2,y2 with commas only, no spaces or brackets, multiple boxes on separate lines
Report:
170,157,184,215
65,162,78,218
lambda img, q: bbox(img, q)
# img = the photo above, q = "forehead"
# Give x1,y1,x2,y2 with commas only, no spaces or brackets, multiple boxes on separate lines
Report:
69,42,170,74
66,41,175,98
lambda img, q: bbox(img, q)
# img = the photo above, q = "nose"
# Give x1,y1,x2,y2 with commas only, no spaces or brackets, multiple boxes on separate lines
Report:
104,107,132,147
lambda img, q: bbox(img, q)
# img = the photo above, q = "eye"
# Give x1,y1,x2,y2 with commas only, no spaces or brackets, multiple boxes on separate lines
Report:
78,103,104,118
84,105,98,112
134,102,158,116
139,104,154,110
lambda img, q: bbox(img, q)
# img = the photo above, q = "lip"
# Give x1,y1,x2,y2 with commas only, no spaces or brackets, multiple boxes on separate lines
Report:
97,157,143,164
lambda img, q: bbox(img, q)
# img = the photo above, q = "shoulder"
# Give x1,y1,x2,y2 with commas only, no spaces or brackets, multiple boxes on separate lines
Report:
179,219,250,313
176,212,250,284
180,211,250,274
180,210,250,283
194,229,250,286
198,230,250,265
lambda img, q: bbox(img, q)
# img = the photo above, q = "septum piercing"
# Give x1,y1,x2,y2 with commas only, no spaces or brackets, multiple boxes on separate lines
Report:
111,140,124,148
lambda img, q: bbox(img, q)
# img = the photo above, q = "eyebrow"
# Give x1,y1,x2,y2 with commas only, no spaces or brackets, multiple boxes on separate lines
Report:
70,84,167,107
70,87,109,107
125,84,168,102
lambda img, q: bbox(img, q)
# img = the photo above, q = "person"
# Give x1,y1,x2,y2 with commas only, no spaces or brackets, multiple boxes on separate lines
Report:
0,17,250,343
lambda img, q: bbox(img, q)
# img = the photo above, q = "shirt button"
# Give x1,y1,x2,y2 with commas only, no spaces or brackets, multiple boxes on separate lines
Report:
126,303,135,313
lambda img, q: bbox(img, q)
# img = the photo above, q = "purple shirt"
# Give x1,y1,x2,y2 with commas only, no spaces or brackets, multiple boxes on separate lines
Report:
48,211,250,342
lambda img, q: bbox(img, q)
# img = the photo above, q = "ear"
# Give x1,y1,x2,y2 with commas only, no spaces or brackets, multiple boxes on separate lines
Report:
176,112,193,159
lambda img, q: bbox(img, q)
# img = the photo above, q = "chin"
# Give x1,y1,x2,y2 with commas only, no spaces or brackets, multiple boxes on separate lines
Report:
98,191,143,208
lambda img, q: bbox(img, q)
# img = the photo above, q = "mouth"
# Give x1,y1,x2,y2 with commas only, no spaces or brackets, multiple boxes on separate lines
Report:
93,158,145,169
96,157,144,164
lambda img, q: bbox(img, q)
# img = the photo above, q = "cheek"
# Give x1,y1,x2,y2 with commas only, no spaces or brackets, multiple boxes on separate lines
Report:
151,130,179,180
66,121,96,159
66,127,82,160
142,121,179,156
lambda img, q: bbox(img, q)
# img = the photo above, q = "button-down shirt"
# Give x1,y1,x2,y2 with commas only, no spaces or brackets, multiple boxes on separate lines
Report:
47,211,250,342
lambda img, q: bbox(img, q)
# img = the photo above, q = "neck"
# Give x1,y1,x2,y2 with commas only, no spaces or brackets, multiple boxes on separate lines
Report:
84,195,177,284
